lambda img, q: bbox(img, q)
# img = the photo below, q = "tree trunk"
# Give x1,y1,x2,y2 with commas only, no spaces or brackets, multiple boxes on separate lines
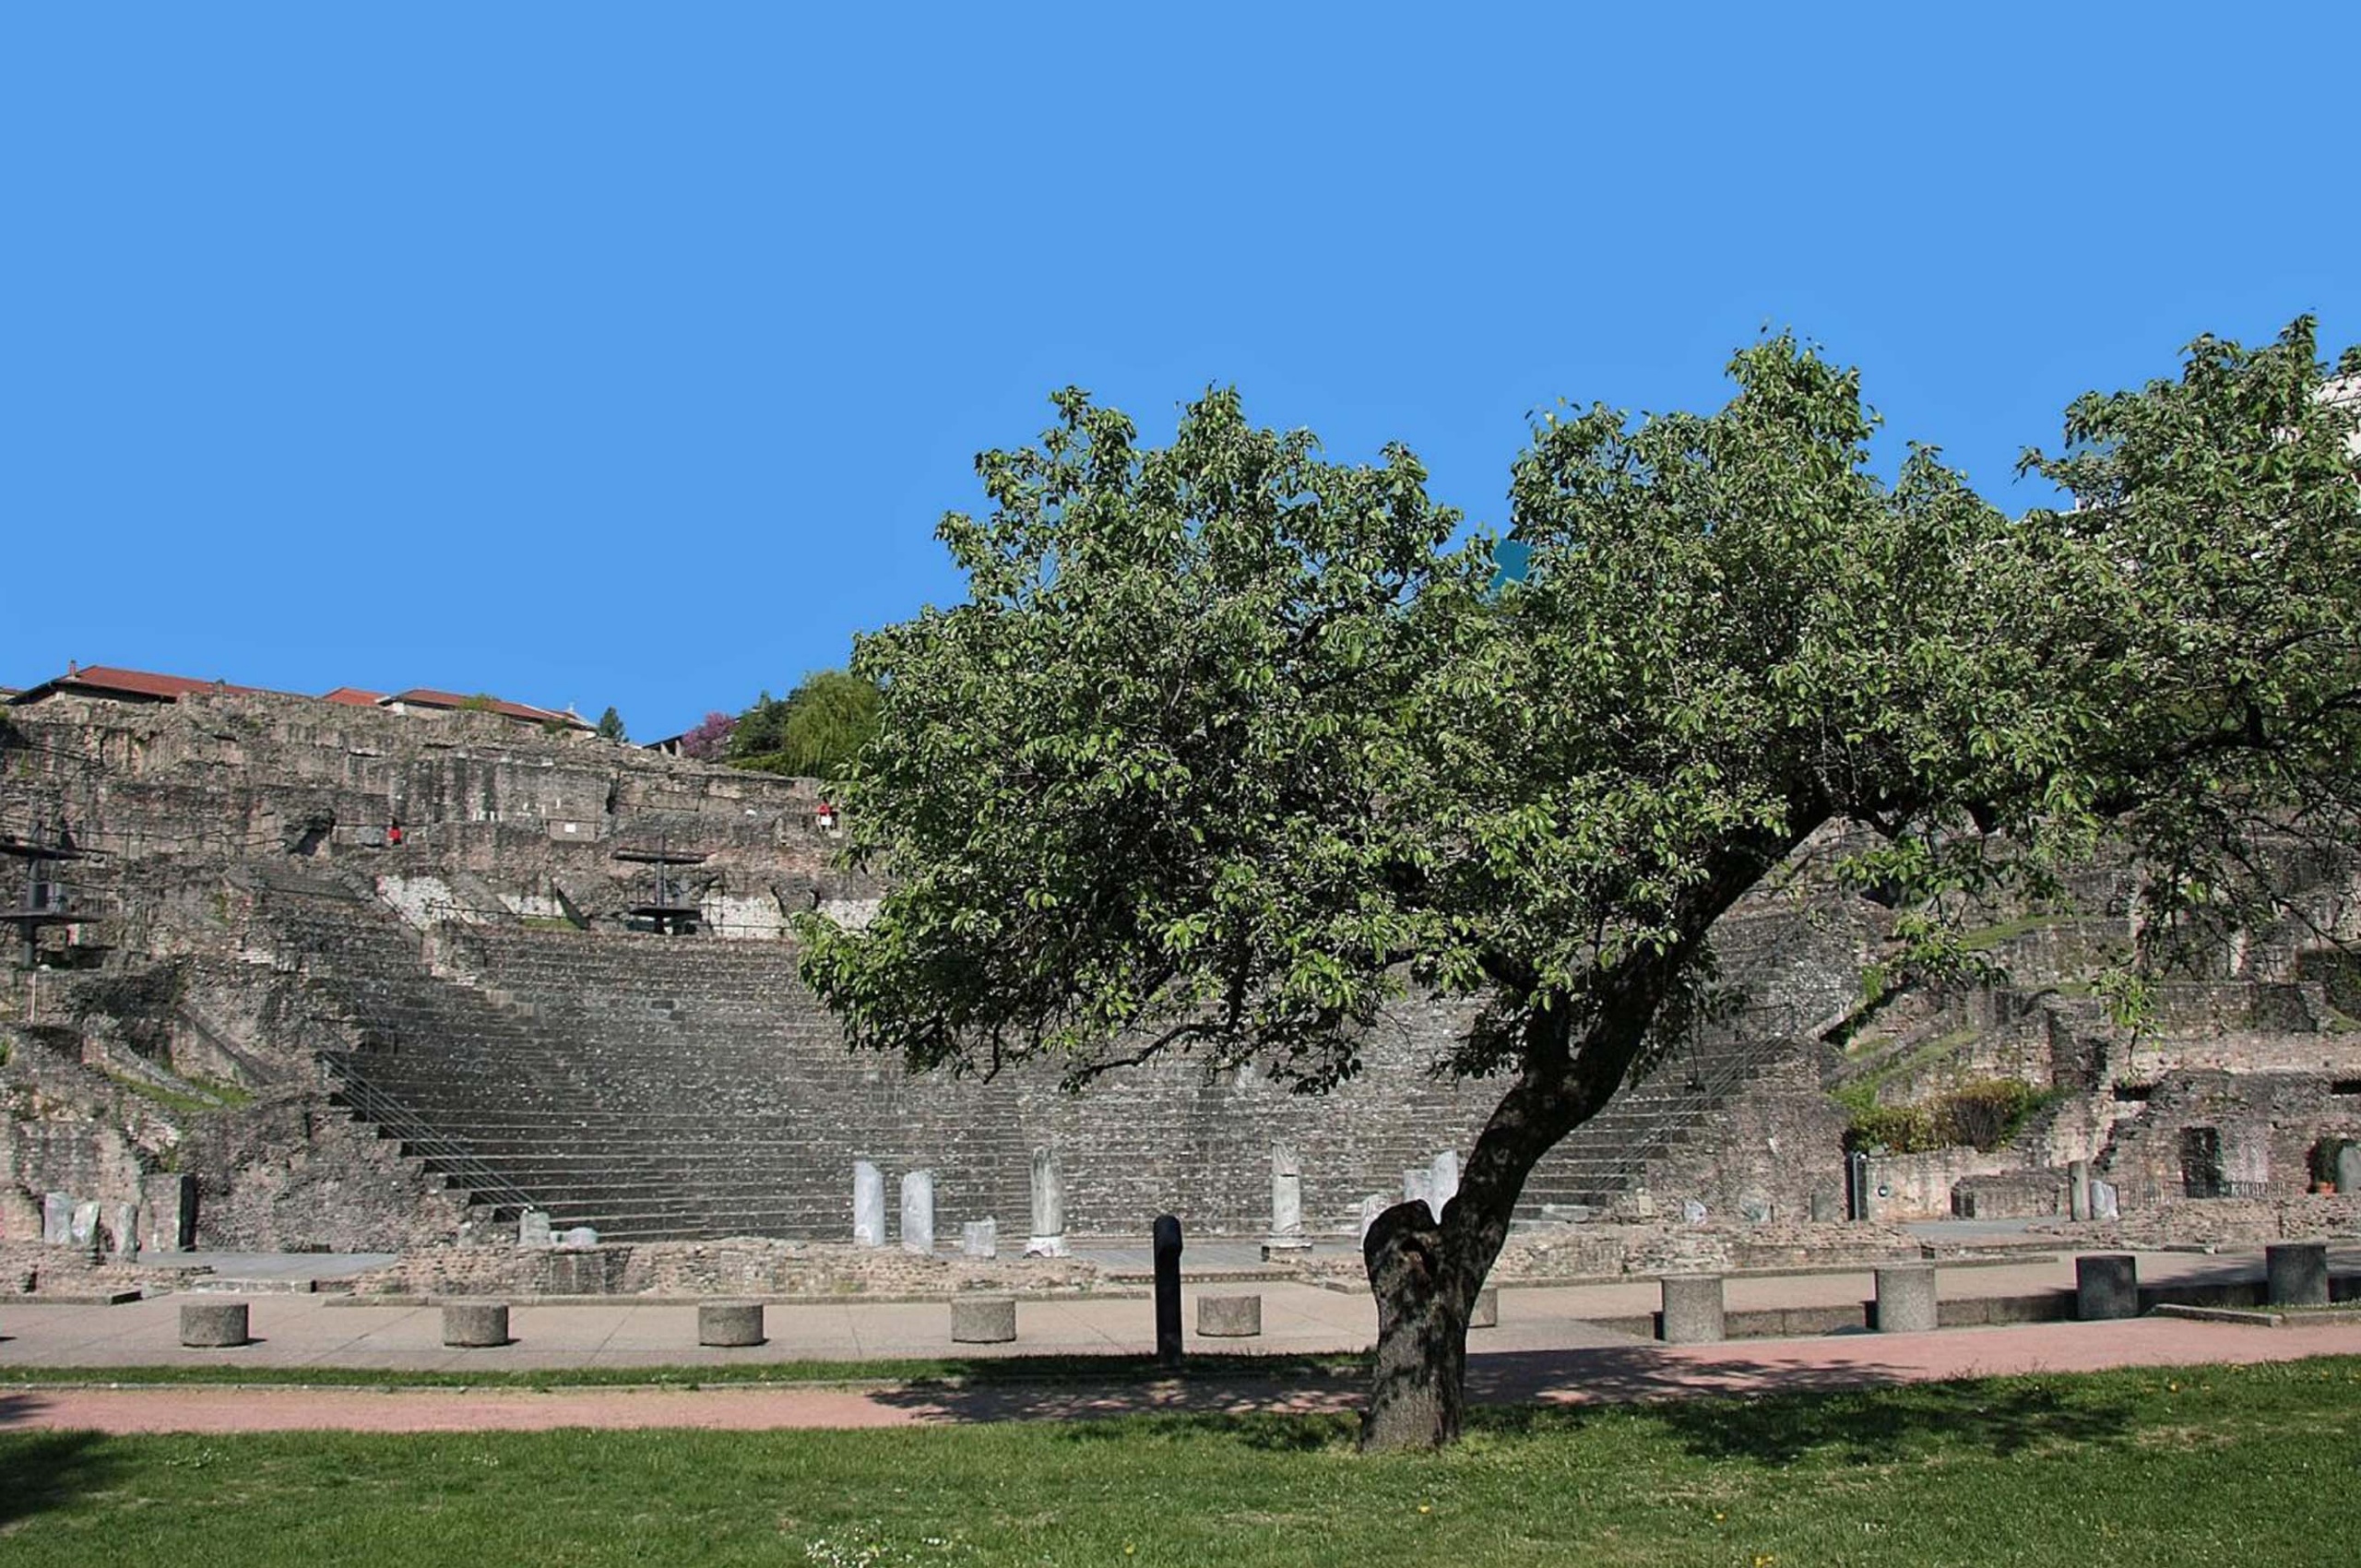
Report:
1359,1200,1472,1450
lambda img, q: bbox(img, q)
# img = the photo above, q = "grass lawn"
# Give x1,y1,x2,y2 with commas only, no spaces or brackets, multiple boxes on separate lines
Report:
4,1356,2356,1566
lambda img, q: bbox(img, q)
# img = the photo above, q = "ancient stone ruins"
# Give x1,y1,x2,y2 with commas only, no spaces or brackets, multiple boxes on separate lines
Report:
4,671,2358,1295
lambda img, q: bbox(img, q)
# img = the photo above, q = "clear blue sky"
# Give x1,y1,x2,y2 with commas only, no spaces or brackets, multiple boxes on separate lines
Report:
7,5,2356,739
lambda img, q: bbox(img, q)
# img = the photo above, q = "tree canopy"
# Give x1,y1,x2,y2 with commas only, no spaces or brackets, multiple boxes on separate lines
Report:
797,322,2361,1449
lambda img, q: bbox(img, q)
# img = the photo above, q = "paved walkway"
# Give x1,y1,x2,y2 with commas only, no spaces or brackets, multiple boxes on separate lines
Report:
3,1243,2355,1433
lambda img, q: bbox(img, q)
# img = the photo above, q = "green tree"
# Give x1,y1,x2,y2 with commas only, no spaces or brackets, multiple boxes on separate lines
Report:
797,326,2361,1450
596,706,627,742
730,669,882,781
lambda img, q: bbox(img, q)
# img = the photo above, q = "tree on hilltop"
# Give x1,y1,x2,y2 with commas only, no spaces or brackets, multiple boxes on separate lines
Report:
730,669,882,780
797,324,2361,1450
596,706,627,742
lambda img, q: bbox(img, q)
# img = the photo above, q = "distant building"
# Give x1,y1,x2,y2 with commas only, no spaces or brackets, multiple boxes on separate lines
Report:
8,663,593,733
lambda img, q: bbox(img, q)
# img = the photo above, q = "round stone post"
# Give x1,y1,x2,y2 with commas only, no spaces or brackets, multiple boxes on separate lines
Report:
699,1301,766,1347
2265,1242,2330,1307
1874,1264,1939,1332
2075,1253,2140,1321
1659,1275,1726,1345
179,1300,250,1348
1469,1285,1500,1330
1026,1148,1067,1257
1153,1213,1184,1367
443,1300,512,1347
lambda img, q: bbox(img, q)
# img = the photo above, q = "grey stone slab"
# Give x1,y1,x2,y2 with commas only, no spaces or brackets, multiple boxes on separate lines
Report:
517,1210,553,1248
42,1193,73,1246
961,1218,997,1258
69,1201,101,1248
2338,1143,2361,1194
2089,1180,2119,1221
1428,1151,1460,1217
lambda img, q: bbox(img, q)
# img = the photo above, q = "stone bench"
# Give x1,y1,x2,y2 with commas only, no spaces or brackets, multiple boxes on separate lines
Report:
951,1296,1016,1344
1196,1293,1262,1337
443,1300,511,1347
698,1301,765,1347
180,1301,250,1348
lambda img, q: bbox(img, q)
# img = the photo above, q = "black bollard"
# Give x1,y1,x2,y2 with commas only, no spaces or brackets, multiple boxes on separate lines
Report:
1153,1213,1183,1367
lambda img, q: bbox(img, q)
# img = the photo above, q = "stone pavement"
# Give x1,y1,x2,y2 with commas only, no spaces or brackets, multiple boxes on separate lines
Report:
3,1243,2357,1433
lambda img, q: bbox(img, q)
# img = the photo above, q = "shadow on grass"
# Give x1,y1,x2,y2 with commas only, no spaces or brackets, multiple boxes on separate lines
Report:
0,1398,120,1528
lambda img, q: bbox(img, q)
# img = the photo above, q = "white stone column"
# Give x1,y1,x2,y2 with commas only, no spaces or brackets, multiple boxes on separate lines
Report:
1429,1150,1461,1218
1026,1147,1068,1256
1265,1142,1311,1260
852,1159,886,1248
900,1169,936,1254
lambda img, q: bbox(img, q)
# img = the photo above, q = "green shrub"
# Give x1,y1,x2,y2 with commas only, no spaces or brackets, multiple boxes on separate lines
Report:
1843,1078,2057,1154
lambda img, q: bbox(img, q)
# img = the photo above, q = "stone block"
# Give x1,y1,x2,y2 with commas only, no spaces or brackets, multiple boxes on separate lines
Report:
2265,1242,2330,1307
961,1218,997,1259
1356,1194,1387,1243
559,1225,599,1249
42,1193,73,1246
108,1203,140,1263
2089,1180,2119,1221
698,1301,766,1347
1470,1286,1499,1330
517,1209,553,1247
1659,1275,1726,1345
140,1173,196,1252
951,1295,1016,1344
1873,1265,1939,1333
2338,1142,2361,1195
444,1300,512,1348
2076,1253,2139,1321
1428,1151,1461,1217
1196,1293,1263,1337
69,1201,101,1248
1809,1191,1839,1224
180,1301,249,1348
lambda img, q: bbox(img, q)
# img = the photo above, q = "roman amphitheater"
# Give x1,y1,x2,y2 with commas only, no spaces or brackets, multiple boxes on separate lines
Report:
5,668,2358,1290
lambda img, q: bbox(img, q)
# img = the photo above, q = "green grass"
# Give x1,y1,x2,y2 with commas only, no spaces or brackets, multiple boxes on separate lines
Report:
5,1358,2358,1565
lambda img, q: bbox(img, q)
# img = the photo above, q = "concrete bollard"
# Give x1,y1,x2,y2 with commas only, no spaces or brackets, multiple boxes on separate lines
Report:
2075,1253,2139,1321
699,1301,766,1347
2265,1242,2330,1308
179,1301,250,1348
1659,1275,1726,1345
443,1300,512,1348
951,1295,1017,1344
1469,1286,1500,1330
1196,1294,1263,1337
1873,1264,1939,1333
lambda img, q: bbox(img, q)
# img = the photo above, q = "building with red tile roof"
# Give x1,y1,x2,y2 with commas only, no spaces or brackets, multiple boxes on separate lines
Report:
8,665,594,733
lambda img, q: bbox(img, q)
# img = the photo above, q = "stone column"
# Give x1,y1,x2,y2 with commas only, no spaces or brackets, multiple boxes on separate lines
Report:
1356,1194,1388,1244
1429,1150,1461,1218
2265,1242,2330,1307
1402,1169,1434,1218
852,1159,886,1248
1026,1147,1067,1257
2337,1142,2361,1195
2075,1253,2139,1320
900,1170,937,1254
1264,1143,1311,1261
1874,1264,1939,1332
69,1201,101,1250
2068,1159,2092,1221
1659,1275,1726,1345
42,1193,73,1245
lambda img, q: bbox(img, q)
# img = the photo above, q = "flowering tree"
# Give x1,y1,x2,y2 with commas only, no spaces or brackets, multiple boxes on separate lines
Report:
678,710,736,762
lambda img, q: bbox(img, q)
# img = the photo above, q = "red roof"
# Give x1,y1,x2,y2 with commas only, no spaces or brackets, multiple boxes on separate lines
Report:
10,664,284,705
320,686,386,707
382,688,592,729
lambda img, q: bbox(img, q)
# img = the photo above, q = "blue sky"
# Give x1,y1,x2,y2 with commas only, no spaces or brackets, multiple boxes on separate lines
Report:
7,5,2357,740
